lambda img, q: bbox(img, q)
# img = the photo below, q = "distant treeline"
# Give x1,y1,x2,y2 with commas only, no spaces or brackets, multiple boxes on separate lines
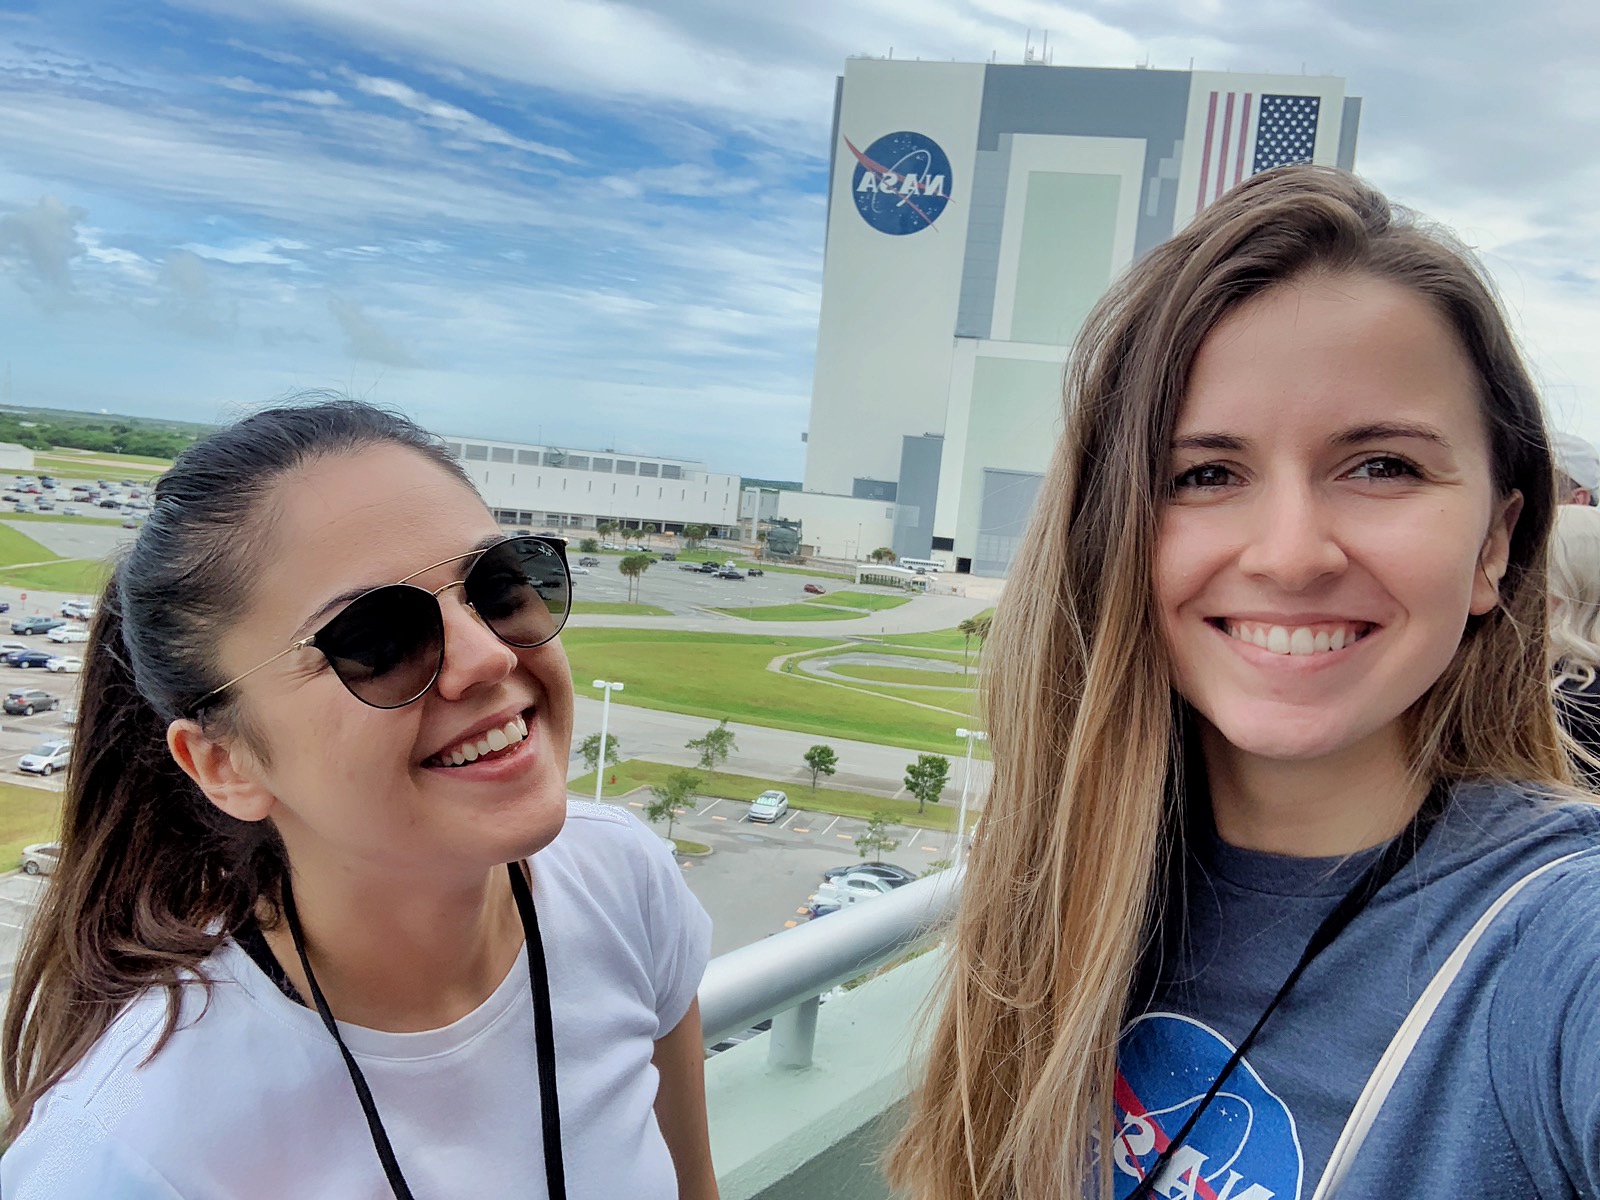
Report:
0,407,209,460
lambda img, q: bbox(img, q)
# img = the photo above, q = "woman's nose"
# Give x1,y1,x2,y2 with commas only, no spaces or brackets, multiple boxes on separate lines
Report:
431,589,517,699
1234,484,1348,591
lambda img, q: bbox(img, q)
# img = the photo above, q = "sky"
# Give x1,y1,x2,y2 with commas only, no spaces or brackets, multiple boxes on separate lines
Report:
0,1,1596,480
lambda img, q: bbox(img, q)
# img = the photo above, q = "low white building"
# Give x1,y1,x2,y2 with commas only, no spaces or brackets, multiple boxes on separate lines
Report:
443,435,742,537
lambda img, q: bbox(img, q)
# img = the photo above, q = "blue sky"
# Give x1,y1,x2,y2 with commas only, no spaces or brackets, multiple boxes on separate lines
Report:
1,0,1596,478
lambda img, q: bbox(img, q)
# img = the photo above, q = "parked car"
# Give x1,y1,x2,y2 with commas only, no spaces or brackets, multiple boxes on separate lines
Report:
20,842,59,876
5,651,54,670
11,503,34,514
747,790,789,823
34,499,54,511
696,561,719,573
678,562,702,571
600,541,620,550
569,565,590,575
803,583,826,595
806,870,901,916
4,688,58,715
10,617,64,635
61,505,78,516
715,568,744,580
821,862,919,887
0,641,28,657
746,567,765,577
577,556,601,568
60,705,77,725
0,602,10,614
98,499,119,509
60,601,93,619
46,656,83,674
47,625,89,644
18,740,69,776
660,552,677,561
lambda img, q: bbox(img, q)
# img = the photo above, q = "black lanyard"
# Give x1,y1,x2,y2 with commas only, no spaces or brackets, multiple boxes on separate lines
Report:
1128,780,1450,1200
282,862,567,1200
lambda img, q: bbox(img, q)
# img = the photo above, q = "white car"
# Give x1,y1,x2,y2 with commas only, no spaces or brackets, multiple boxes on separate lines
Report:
20,842,59,875
46,656,82,673
61,505,78,516
747,789,789,823
569,564,590,575
47,626,89,644
60,602,94,620
18,740,69,776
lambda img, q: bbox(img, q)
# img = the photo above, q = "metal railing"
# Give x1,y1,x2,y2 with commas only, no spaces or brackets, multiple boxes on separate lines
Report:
699,867,963,1068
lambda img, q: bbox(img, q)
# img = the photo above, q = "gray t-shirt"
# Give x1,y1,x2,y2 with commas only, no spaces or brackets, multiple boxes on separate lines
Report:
1114,781,1600,1199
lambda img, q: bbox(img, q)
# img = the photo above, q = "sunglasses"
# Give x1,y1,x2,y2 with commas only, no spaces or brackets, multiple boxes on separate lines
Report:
192,535,572,713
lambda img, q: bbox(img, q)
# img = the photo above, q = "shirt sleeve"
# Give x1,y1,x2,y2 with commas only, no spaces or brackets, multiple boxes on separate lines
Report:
1489,858,1600,1194
2,1102,185,1200
623,812,713,1038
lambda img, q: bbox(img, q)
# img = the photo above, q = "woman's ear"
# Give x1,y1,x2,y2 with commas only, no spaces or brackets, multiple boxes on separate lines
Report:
1470,490,1524,616
167,719,276,823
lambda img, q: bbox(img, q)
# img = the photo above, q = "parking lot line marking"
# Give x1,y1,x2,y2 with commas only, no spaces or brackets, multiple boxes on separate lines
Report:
779,810,800,830
921,844,939,853
700,798,725,815
791,827,810,834
818,815,841,837
0,918,26,930
836,833,852,840
711,814,728,821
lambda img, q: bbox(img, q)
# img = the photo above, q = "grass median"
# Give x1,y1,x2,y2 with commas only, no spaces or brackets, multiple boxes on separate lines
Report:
808,591,909,612
0,781,63,870
571,759,961,832
711,602,864,622
562,628,970,751
572,601,672,617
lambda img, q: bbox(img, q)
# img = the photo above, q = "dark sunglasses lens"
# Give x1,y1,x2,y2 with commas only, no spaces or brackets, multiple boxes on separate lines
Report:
466,537,571,648
317,586,444,708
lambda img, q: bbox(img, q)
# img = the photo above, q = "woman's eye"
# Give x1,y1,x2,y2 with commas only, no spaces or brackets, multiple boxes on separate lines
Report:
1172,463,1235,490
1347,456,1420,481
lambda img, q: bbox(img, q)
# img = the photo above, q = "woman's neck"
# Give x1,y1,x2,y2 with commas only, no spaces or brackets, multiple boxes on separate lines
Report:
1200,721,1428,857
260,860,525,1033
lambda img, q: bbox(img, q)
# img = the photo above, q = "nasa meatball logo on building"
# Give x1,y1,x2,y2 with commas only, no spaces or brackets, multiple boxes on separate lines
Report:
1113,1014,1303,1200
845,131,953,235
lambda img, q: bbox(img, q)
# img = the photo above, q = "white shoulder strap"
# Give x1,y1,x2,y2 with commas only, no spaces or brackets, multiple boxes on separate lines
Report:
1311,849,1589,1199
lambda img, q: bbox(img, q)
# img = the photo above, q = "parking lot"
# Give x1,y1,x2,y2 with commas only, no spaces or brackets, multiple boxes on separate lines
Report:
572,554,879,617
608,791,958,956
0,630,81,788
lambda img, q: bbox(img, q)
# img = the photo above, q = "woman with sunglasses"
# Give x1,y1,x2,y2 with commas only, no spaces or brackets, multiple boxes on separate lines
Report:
1,400,717,1199
888,167,1600,1199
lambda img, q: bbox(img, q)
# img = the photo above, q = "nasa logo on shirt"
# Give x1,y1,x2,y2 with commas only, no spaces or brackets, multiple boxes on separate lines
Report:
1113,1013,1303,1200
843,131,953,235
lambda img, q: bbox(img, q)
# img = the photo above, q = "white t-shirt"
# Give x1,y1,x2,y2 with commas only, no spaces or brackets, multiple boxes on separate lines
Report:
2,801,712,1199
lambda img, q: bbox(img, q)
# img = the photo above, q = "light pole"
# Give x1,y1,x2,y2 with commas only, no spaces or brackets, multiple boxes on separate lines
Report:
593,680,625,804
955,727,988,867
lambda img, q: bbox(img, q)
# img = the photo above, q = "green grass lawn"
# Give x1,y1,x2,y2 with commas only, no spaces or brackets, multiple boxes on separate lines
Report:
827,662,977,688
0,781,63,870
831,642,971,665
807,591,910,612
712,603,865,622
0,523,59,567
4,512,127,528
561,628,973,751
32,453,168,481
570,759,960,831
0,559,111,593
572,601,673,617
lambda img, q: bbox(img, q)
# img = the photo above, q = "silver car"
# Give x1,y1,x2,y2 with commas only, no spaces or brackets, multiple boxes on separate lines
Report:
19,740,70,776
747,789,789,823
20,842,59,875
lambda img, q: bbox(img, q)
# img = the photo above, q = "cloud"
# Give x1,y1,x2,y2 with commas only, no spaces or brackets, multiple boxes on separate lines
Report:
211,75,344,106
0,195,86,302
328,295,421,367
181,237,309,265
164,249,238,337
342,69,577,163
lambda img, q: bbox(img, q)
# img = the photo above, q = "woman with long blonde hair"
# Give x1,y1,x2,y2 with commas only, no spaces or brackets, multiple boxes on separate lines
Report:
889,166,1600,1199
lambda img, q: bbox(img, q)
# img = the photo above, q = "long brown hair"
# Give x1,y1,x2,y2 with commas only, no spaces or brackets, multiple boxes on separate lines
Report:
2,398,472,1143
886,166,1566,1199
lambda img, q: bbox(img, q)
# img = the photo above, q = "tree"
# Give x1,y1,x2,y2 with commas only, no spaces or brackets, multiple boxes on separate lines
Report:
579,732,621,774
958,617,981,672
645,769,700,842
855,811,901,864
641,522,658,548
803,744,838,791
904,753,951,814
578,537,600,553
686,719,737,775
618,553,654,602
682,523,708,549
869,547,897,564
596,520,616,543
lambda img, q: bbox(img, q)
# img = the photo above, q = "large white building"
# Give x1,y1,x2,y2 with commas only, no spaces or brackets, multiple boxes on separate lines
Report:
443,435,742,537
791,59,1362,574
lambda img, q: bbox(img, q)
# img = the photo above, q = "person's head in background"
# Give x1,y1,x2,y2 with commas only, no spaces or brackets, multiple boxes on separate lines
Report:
1552,432,1600,506
1549,504,1600,686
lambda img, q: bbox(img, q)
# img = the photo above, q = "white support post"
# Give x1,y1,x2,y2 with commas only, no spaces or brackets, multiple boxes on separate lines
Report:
767,996,821,1069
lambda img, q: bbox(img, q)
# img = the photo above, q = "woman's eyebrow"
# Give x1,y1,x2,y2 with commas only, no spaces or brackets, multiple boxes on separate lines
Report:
1170,422,1453,454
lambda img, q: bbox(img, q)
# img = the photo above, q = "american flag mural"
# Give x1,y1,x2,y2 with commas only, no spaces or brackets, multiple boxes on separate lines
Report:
1194,92,1321,213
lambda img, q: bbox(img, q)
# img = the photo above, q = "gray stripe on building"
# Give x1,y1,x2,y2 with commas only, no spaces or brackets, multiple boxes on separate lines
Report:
1337,96,1363,171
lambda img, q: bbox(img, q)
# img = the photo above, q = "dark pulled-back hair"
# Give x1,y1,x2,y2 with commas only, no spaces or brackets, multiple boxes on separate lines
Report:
3,397,472,1141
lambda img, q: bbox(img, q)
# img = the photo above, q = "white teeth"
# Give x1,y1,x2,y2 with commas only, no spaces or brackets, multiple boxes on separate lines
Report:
1226,622,1363,657
433,713,533,767
461,743,480,762
451,750,465,766
475,737,492,757
486,728,509,753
